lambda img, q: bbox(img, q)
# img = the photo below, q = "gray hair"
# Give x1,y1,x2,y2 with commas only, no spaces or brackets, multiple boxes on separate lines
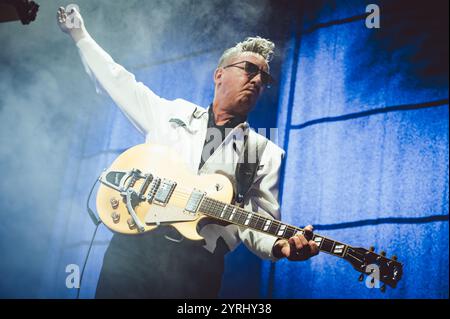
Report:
218,36,275,68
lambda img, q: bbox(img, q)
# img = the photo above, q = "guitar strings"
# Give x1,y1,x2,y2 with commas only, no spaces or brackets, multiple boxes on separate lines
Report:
140,182,310,237
169,188,291,230
138,186,347,251
131,182,348,252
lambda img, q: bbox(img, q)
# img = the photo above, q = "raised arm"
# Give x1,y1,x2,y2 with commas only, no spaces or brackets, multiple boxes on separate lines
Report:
56,6,166,135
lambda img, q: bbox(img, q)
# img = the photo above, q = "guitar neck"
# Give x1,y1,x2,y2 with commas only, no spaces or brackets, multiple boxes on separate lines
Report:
198,196,352,258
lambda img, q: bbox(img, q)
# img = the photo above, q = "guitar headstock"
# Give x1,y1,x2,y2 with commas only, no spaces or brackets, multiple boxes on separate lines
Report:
344,246,403,291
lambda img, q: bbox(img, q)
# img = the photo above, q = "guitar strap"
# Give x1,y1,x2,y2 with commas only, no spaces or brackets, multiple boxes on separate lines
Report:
234,130,268,207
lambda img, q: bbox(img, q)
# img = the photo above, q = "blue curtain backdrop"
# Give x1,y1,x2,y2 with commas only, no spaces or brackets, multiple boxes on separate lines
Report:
260,0,448,298
0,0,447,298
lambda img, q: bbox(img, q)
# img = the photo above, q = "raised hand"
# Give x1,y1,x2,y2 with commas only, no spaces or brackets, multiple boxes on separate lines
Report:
56,5,86,42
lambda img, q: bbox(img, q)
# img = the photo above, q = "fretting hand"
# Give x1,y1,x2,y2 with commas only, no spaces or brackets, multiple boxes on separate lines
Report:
272,225,319,261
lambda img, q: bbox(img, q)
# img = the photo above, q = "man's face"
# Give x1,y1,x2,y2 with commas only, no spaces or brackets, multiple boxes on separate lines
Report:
214,52,270,116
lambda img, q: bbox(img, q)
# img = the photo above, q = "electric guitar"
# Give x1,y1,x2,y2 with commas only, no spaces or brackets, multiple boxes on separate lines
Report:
96,143,403,291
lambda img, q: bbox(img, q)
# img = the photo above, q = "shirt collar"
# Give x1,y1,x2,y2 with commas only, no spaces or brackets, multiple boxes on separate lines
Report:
207,104,247,129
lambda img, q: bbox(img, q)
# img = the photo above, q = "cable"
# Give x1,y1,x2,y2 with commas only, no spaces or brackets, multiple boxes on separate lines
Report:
76,222,100,299
86,175,102,226
76,175,102,299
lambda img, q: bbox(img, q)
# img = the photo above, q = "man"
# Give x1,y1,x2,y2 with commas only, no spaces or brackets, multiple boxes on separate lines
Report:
57,6,319,298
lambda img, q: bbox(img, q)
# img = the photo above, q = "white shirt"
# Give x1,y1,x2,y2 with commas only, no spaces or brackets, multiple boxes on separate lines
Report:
76,34,285,261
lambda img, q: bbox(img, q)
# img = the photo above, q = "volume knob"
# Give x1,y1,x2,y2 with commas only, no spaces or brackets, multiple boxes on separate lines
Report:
111,211,120,223
110,197,119,209
127,218,136,230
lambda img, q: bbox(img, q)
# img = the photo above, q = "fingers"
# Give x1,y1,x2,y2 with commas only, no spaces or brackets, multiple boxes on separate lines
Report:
280,243,291,258
309,240,319,256
275,225,319,261
57,7,66,24
285,227,319,261
304,225,314,240
57,15,65,24
57,6,66,17
289,233,308,251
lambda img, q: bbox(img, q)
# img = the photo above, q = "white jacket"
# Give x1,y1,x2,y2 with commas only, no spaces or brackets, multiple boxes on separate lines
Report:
76,35,285,261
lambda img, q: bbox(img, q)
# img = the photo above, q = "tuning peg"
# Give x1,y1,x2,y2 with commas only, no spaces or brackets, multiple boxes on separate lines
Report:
369,246,375,252
358,273,364,282
392,255,398,261
380,284,386,292
380,251,386,257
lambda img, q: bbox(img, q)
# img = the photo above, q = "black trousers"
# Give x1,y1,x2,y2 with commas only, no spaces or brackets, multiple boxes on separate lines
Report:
95,227,227,299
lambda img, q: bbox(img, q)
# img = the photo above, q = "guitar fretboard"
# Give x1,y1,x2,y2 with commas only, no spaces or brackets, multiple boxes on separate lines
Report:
199,197,350,258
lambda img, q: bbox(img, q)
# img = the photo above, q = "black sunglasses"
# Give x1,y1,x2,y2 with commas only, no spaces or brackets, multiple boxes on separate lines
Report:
223,61,274,88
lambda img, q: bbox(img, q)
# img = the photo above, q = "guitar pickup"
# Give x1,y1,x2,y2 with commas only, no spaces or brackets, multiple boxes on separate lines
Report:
184,190,205,215
153,179,177,206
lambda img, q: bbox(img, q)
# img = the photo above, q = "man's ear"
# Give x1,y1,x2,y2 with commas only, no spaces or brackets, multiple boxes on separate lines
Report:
214,68,223,86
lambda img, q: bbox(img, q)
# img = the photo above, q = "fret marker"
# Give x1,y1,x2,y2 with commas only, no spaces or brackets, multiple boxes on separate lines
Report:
314,237,323,245
220,205,227,218
277,225,286,236
245,213,252,226
229,208,236,221
334,244,345,254
263,220,271,231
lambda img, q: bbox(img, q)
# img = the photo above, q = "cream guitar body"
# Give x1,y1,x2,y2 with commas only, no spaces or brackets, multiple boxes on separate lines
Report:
96,143,234,239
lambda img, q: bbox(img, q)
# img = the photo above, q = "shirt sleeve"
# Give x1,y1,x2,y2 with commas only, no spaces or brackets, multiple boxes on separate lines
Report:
75,34,172,136
237,142,286,262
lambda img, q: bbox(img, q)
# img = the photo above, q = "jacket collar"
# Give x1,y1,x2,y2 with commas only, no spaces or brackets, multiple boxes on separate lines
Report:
169,105,250,136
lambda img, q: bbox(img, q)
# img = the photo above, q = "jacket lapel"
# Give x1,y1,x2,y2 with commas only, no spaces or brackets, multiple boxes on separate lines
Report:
199,122,249,176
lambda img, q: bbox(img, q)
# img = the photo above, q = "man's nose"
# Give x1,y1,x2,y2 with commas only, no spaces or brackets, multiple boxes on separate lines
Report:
249,72,263,88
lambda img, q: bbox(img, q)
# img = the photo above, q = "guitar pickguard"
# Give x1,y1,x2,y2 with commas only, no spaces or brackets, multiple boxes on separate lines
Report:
144,203,198,224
